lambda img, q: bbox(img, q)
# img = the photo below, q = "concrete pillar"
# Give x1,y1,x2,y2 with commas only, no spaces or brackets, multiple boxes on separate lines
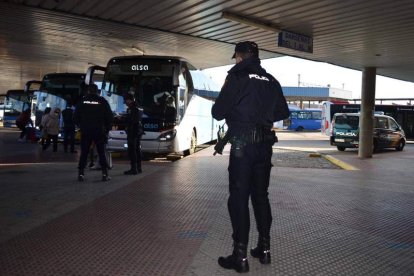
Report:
358,67,376,158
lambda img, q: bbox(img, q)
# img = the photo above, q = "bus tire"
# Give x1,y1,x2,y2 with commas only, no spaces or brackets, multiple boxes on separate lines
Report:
337,146,346,151
396,139,405,151
184,129,197,156
296,126,304,131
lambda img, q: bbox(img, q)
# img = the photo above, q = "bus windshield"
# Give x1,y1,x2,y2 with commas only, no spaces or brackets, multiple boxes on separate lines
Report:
4,90,30,116
101,58,177,123
37,73,86,111
94,55,222,155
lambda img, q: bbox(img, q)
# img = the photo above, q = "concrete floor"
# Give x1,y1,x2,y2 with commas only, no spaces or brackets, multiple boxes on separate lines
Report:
1,128,413,275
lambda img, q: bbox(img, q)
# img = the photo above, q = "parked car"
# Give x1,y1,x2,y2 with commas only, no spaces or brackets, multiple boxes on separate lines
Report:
330,113,406,152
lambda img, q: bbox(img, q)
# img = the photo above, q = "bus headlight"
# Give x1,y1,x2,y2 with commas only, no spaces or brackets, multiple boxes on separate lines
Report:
158,129,176,141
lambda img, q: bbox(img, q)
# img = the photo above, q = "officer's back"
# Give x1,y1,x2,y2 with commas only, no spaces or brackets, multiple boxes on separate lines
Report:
212,47,289,133
74,84,112,131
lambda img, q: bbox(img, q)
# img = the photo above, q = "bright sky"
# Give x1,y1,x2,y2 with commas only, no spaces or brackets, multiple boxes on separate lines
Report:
203,56,414,100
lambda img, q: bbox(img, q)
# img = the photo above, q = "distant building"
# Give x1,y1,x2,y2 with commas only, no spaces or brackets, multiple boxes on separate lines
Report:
282,86,352,109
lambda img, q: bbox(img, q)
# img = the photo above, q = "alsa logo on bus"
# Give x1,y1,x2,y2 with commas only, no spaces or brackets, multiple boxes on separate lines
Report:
131,65,149,71
143,123,159,130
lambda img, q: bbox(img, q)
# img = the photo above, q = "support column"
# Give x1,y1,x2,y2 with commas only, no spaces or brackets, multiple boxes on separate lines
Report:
358,67,376,159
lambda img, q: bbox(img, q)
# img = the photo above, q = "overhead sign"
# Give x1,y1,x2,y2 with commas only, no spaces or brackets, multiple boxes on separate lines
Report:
278,30,313,53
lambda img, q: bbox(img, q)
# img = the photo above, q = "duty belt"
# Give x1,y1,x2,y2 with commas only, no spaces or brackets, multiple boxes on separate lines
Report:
231,128,277,145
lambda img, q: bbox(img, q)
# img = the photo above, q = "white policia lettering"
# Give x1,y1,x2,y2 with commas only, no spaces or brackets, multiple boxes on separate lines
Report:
131,65,149,71
336,131,357,136
83,101,100,105
249,74,269,81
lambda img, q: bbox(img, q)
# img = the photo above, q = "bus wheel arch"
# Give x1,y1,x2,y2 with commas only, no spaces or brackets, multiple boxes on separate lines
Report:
296,126,304,131
184,128,197,156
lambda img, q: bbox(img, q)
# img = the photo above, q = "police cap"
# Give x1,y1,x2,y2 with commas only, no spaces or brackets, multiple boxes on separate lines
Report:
232,41,259,59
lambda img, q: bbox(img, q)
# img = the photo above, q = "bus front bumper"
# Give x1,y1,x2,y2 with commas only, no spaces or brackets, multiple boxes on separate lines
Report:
107,138,174,153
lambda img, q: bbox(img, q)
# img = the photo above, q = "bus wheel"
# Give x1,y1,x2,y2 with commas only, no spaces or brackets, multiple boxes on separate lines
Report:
296,126,304,131
337,146,346,151
184,129,197,156
396,139,405,151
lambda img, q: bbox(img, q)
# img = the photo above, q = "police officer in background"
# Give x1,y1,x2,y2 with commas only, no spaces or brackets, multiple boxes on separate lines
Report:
123,93,144,175
212,41,289,273
62,102,76,153
74,83,113,182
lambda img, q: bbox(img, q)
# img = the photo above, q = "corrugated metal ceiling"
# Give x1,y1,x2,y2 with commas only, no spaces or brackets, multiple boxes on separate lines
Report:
1,0,414,93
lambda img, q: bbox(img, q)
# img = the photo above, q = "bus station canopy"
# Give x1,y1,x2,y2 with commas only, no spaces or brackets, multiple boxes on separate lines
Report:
1,0,414,93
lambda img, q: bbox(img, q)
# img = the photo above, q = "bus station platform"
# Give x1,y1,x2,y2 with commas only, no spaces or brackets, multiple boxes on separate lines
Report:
0,128,413,275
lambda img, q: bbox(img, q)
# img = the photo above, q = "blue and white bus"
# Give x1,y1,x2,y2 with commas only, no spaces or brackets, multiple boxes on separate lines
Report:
286,109,322,131
2,90,32,127
86,55,222,155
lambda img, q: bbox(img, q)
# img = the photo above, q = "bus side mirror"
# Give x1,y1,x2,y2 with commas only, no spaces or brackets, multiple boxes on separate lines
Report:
85,65,106,85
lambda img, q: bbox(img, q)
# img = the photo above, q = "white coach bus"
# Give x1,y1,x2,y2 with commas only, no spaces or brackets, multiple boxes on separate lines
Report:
86,55,222,155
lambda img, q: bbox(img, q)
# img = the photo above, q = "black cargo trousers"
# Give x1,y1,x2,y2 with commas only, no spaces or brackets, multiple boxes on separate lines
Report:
78,127,108,170
227,140,273,245
127,133,142,171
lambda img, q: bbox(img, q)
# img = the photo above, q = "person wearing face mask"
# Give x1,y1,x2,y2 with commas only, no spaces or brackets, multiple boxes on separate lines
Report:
42,107,61,152
212,41,289,273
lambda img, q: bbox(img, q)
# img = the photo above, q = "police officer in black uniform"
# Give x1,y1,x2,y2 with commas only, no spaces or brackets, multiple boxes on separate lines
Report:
123,93,144,175
212,41,289,273
62,103,76,153
74,83,113,182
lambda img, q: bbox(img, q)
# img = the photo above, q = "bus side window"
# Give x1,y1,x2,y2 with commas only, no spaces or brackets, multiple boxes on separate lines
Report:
291,111,298,119
297,111,309,119
312,111,322,119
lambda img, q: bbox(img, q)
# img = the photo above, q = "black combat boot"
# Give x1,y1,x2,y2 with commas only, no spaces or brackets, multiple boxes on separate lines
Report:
78,169,85,182
218,242,249,273
250,237,271,264
102,167,111,181
124,163,138,175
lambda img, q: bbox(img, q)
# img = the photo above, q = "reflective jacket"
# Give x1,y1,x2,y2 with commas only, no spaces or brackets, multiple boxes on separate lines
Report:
211,57,289,134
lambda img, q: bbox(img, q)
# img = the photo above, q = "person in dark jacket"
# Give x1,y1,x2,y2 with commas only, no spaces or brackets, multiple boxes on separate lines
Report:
16,108,33,142
212,41,289,273
74,84,113,182
62,103,76,153
123,93,144,175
